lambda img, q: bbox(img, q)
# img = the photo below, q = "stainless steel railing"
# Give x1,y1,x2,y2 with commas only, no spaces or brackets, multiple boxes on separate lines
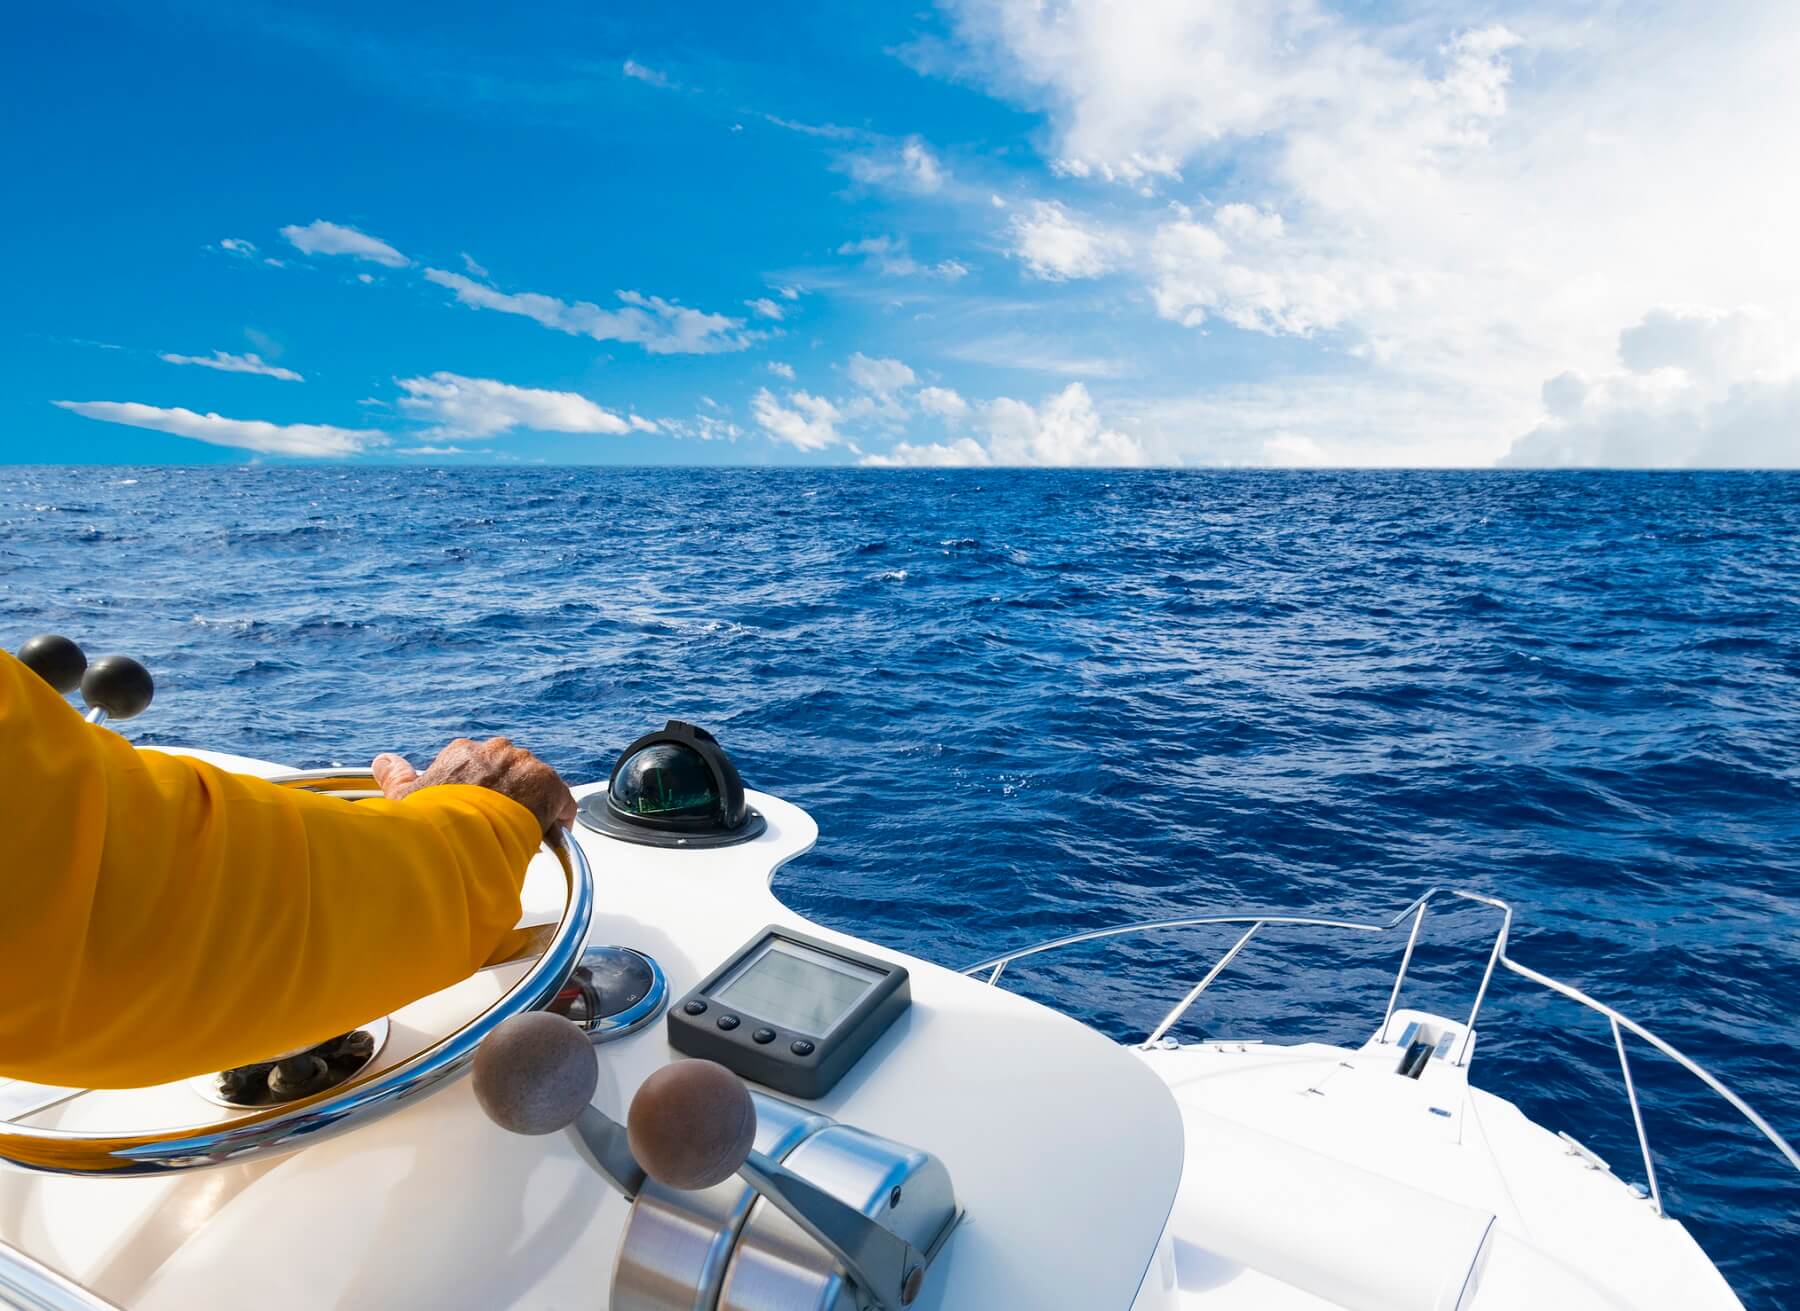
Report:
960,886,1800,1220
0,1238,121,1311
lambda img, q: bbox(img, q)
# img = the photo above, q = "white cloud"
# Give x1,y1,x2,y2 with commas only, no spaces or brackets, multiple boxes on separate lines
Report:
866,383,1146,467
837,235,969,280
280,219,409,268
768,361,797,380
622,59,672,88
777,285,801,300
158,350,303,382
1008,201,1126,281
628,414,659,433
847,353,917,396
916,386,969,420
423,269,753,354
763,114,858,140
1152,203,1366,336
219,237,257,256
661,413,744,442
393,372,632,438
934,1,1800,465
846,137,947,193
460,251,490,278
750,388,844,450
53,401,381,457
946,334,1132,379
746,297,787,320
1503,307,1800,468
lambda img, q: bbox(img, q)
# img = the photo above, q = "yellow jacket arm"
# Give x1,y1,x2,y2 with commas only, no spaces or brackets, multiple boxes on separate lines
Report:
0,650,543,1089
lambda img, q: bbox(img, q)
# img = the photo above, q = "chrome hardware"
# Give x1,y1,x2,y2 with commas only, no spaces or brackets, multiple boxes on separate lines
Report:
0,769,594,1176
962,885,1800,1221
0,1237,122,1311
613,1093,830,1311
551,945,668,1044
721,1124,960,1311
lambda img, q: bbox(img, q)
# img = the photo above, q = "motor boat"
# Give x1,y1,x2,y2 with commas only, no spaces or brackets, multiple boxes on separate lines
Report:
2,642,1794,1310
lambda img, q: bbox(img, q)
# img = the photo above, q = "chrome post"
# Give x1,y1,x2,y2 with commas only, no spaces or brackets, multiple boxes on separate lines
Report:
1382,901,1428,1034
1143,922,1263,1048
737,1149,933,1310
81,708,107,727
0,1237,123,1311
985,960,1007,987
1612,1016,1665,1218
1458,901,1511,1066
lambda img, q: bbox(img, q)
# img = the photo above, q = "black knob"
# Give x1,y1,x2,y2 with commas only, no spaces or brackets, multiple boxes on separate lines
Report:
17,634,87,694
81,655,155,721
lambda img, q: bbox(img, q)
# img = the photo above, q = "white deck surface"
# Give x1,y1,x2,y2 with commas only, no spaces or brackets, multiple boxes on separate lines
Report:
1,754,1184,1309
1134,1024,1745,1311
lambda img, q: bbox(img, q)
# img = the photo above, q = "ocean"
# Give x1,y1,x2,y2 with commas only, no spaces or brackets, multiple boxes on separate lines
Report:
4,465,1796,1304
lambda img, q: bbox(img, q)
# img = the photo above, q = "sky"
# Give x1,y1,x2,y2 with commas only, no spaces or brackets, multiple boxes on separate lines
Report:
6,0,1799,469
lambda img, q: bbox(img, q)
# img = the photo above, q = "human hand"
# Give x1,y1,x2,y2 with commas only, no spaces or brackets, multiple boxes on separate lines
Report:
372,737,578,838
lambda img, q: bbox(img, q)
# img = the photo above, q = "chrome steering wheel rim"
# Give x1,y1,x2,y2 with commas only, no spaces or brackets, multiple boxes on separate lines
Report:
0,768,595,1176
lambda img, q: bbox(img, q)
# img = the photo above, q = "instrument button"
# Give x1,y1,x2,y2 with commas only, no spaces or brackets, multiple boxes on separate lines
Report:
752,1027,776,1044
716,1014,740,1031
683,1000,707,1016
789,1039,815,1057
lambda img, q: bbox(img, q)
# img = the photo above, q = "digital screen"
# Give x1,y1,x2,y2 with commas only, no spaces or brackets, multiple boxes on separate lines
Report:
713,939,884,1037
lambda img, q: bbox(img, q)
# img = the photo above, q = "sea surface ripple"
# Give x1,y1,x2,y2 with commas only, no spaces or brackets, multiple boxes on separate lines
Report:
3,465,1797,1303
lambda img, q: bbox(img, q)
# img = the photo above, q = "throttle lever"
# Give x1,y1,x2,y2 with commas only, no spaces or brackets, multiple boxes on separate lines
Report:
474,1014,938,1310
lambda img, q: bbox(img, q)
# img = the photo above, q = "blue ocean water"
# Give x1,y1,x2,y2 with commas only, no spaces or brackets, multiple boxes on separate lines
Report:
3,465,1797,1303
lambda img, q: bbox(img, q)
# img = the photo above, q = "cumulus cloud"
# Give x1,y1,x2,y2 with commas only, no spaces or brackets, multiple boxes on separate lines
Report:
280,220,409,268
1502,308,1800,468
218,237,257,257
1008,201,1126,281
915,386,969,420
932,1,1800,464
866,383,1146,467
746,297,787,320
846,353,917,396
53,401,382,457
158,350,303,382
394,372,633,438
750,388,844,451
768,361,797,380
1152,203,1367,336
423,268,753,354
845,137,946,193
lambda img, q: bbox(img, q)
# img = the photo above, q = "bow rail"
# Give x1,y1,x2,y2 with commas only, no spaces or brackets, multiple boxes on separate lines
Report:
960,887,1800,1221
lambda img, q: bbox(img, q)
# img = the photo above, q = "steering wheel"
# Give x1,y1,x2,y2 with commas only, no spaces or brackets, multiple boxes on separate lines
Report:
0,768,594,1177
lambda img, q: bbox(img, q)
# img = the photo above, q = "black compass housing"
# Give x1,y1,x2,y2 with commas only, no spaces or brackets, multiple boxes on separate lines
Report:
577,720,767,848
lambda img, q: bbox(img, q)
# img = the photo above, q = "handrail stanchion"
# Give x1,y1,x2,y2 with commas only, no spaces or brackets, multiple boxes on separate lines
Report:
1613,1016,1664,1217
1142,922,1263,1048
1382,901,1428,1034
961,886,1800,1223
1458,896,1511,1065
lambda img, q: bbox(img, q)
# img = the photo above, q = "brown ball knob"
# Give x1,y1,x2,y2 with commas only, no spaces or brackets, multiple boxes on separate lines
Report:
472,1012,598,1135
626,1060,756,1190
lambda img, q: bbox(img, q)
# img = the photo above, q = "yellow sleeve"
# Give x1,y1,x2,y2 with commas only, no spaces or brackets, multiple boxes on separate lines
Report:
0,649,544,1089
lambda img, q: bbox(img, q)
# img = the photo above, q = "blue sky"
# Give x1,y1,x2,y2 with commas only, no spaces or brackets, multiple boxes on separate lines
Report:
7,1,1799,468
